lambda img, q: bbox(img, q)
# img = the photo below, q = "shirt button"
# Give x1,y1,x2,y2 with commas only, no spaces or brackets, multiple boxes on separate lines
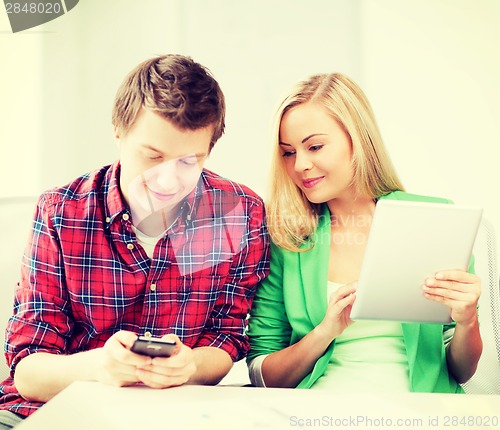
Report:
126,243,134,250
150,283,157,292
144,332,152,338
122,213,130,221
105,217,111,223
186,214,191,221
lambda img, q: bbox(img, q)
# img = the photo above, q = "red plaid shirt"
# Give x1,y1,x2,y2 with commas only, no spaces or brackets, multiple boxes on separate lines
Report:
0,162,269,417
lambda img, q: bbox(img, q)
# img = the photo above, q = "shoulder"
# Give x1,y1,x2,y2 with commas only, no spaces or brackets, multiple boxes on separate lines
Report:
379,190,453,204
200,168,264,208
37,164,113,212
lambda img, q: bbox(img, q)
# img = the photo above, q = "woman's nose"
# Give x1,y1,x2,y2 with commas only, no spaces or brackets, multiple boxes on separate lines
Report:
294,153,312,172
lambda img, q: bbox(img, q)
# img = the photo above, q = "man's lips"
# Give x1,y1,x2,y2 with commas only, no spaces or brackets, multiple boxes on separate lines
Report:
147,187,177,201
302,176,324,189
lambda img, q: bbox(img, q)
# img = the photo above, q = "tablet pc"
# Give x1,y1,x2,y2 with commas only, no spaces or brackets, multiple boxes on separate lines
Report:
350,199,483,324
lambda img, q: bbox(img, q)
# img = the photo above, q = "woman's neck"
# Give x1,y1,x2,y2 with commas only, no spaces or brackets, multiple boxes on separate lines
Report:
327,196,376,229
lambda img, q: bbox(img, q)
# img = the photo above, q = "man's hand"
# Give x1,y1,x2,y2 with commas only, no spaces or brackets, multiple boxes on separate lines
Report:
95,330,153,387
134,334,197,389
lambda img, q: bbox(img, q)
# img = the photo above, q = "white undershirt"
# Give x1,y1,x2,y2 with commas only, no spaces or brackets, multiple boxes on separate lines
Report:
311,282,410,391
132,226,164,259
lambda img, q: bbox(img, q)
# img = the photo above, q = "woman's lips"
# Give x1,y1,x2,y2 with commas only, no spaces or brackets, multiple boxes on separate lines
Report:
302,176,324,189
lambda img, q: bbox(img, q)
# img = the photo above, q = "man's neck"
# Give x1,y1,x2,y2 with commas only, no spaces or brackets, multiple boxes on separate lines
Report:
133,207,178,237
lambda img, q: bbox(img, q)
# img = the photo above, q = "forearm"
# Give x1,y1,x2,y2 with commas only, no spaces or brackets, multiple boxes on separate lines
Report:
446,318,483,384
14,349,101,402
188,347,233,385
261,327,332,388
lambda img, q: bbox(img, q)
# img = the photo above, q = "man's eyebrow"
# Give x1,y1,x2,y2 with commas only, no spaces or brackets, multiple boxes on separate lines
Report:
182,153,208,159
142,144,163,153
141,145,207,158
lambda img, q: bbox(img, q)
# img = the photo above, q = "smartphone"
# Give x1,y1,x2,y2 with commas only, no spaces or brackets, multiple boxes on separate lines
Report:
131,336,176,357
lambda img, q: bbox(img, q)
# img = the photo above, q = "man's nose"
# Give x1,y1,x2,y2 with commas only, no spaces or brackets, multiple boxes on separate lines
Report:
156,159,177,188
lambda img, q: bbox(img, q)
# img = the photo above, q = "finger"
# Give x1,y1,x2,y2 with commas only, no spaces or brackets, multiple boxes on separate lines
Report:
329,284,357,305
423,285,466,301
107,334,152,367
113,330,141,349
137,355,195,388
434,270,479,284
161,333,180,343
110,367,142,384
137,361,183,375
332,292,356,315
424,278,480,295
422,286,479,311
158,333,182,356
137,368,188,388
425,278,465,293
423,291,477,318
99,353,143,386
338,282,357,295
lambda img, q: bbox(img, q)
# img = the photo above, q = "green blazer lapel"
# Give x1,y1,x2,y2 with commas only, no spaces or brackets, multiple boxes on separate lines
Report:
401,323,421,366
298,205,330,328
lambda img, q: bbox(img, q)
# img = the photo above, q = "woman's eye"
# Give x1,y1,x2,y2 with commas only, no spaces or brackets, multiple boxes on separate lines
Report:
281,151,295,158
147,155,162,160
309,145,323,152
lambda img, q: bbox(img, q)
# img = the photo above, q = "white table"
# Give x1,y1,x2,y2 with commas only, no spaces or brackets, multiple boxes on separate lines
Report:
16,381,500,430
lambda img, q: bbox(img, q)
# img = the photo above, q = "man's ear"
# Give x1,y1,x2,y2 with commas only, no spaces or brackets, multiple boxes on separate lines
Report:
113,126,121,146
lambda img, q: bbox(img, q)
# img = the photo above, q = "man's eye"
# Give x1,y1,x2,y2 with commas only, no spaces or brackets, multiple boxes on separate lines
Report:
178,158,197,166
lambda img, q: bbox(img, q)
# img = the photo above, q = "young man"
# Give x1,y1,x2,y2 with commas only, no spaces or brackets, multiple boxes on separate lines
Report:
0,54,269,425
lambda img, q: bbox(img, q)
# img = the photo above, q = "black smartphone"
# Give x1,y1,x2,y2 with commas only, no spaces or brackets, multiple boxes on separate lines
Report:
131,336,176,357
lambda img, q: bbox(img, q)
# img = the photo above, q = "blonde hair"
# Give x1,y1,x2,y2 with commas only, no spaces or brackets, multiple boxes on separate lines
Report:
268,73,404,252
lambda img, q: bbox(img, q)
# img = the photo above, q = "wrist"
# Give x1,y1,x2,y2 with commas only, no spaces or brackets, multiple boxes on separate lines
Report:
311,323,336,346
454,314,479,330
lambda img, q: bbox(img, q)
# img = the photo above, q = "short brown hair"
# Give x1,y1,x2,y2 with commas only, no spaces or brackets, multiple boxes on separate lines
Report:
112,54,225,150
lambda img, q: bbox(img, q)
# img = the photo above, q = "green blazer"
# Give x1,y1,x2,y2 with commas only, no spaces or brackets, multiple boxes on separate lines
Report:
247,191,471,393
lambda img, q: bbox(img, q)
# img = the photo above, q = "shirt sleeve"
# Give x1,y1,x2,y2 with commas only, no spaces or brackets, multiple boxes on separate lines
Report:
246,241,293,363
193,200,270,361
5,195,73,373
247,354,269,387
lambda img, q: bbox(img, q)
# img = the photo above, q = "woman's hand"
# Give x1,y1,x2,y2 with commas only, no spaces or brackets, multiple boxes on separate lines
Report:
423,270,481,325
314,282,357,342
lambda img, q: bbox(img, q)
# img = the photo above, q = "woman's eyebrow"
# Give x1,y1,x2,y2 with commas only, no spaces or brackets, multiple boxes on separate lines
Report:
301,133,327,144
279,133,327,146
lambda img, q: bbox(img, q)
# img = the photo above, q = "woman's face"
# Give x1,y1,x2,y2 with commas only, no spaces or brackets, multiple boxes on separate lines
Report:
279,102,355,204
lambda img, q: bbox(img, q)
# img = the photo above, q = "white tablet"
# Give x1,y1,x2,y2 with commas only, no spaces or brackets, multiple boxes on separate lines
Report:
350,199,483,324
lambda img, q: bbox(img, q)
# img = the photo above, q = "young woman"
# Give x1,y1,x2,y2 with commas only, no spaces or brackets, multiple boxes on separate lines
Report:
246,73,482,393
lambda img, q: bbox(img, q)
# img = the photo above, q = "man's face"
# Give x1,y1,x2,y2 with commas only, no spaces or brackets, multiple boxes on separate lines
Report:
116,108,213,233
